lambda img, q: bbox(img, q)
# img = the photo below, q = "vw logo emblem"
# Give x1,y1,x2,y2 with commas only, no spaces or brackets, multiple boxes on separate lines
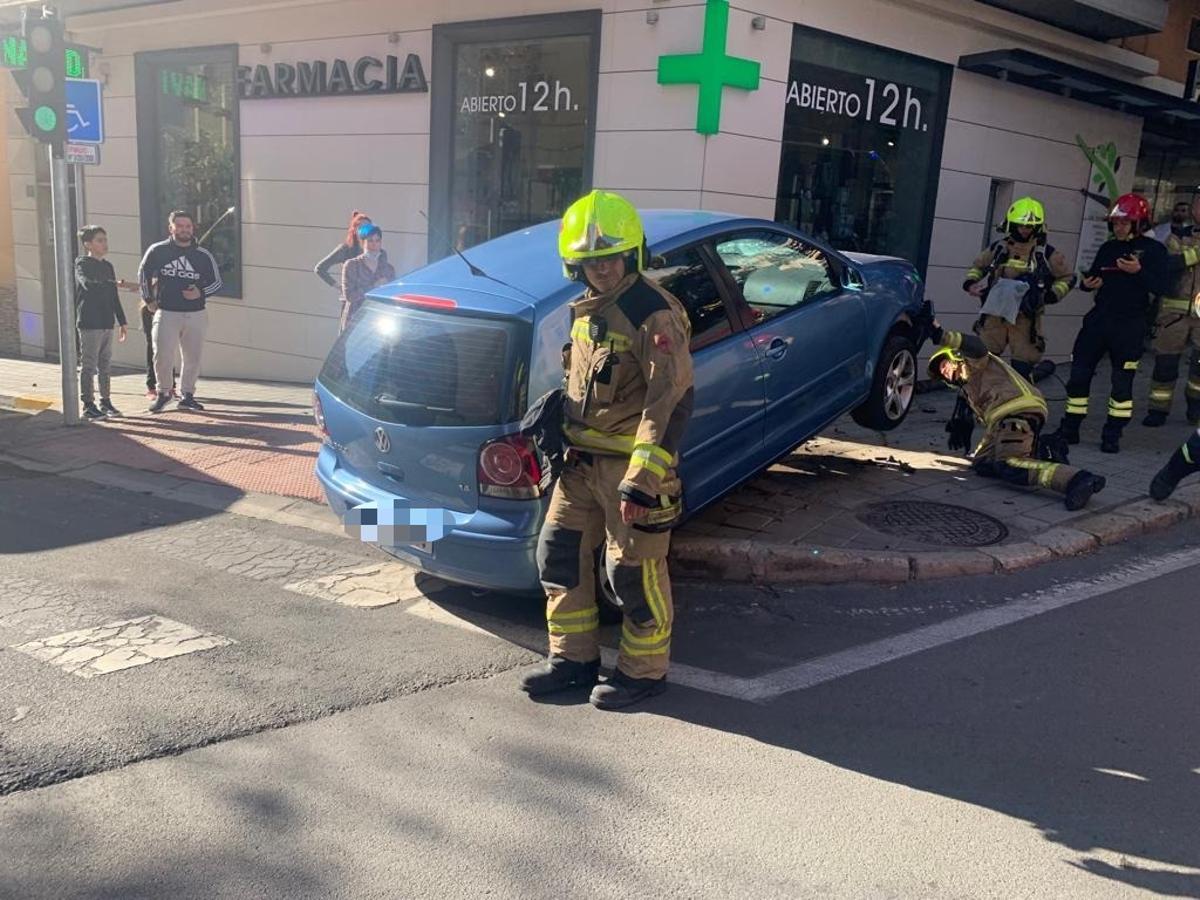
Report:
374,427,391,454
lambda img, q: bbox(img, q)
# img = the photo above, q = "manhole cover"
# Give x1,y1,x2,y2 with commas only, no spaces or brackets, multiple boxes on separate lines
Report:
856,500,1008,547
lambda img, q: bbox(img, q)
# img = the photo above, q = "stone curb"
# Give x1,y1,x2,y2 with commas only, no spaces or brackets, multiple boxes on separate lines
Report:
670,485,1200,585
3,445,1199,587
0,392,55,412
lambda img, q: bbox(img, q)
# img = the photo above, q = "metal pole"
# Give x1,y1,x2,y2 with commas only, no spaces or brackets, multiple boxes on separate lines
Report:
73,162,86,228
50,147,80,425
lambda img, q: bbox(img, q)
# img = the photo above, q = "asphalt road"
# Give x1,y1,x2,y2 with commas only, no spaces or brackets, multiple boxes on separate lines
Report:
1,462,1198,898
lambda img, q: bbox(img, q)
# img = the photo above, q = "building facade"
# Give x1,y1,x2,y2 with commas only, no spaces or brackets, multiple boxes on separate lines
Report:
4,0,1179,382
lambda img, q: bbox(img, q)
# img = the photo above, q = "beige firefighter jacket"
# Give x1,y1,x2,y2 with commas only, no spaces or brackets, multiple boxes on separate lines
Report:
965,236,1074,304
562,272,694,504
941,330,1048,429
1163,228,1200,307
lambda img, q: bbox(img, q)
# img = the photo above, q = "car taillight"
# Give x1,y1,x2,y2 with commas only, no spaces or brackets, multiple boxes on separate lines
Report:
479,435,543,499
312,391,329,436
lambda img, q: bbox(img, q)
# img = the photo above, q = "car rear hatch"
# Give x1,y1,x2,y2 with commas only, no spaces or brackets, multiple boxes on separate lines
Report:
317,289,533,515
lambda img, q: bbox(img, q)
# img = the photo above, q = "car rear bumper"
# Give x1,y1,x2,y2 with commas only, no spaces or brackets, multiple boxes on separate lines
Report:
316,446,542,595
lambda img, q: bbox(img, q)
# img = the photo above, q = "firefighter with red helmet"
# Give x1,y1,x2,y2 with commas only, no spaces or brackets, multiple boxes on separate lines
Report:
1055,193,1170,453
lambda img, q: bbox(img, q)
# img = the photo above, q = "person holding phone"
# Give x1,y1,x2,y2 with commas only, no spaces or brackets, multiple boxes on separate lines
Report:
1054,194,1169,454
138,210,222,413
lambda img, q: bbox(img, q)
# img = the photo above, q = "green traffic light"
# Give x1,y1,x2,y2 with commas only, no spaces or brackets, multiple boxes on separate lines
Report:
33,105,57,132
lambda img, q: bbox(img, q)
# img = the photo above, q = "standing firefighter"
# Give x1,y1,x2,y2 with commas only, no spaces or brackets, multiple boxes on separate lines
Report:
1143,193,1200,428
520,190,694,710
964,197,1075,381
929,322,1106,510
1056,193,1170,453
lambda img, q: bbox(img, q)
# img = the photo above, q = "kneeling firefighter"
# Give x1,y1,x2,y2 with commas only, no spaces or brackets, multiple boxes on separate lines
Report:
520,190,694,710
929,321,1106,510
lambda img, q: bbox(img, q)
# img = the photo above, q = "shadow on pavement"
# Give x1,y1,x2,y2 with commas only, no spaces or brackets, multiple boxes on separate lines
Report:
644,574,1200,898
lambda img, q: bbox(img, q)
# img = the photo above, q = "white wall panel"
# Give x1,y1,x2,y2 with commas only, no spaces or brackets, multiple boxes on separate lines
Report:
702,133,780,199
241,179,429,234
592,129,705,191
241,133,429,184
86,175,141,219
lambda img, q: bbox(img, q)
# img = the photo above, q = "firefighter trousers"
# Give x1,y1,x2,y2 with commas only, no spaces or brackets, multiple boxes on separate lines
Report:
1147,300,1200,418
972,417,1080,493
978,311,1044,378
536,453,674,681
1062,311,1142,441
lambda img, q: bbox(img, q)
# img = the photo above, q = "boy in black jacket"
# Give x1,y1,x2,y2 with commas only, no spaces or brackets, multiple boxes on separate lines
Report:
76,226,138,419
138,210,222,413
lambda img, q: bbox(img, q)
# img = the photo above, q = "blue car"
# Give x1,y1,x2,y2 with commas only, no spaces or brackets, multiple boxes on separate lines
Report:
313,211,933,594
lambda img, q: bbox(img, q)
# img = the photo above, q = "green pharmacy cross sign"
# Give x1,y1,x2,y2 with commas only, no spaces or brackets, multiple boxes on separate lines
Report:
2,35,87,78
657,0,760,135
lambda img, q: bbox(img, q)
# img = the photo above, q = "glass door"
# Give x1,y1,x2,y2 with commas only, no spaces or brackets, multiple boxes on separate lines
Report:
430,12,600,259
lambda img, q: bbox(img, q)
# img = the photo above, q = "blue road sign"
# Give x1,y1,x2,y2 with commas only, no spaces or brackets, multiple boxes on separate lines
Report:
65,78,103,144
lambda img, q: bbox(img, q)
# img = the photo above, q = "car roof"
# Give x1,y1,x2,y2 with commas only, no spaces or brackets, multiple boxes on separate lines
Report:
393,209,742,309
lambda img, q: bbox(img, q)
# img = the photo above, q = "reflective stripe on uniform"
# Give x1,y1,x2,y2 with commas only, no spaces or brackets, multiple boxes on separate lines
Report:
564,425,637,455
642,559,670,634
1185,443,1194,465
1003,457,1060,488
1187,380,1200,394
547,606,599,635
1065,396,1088,415
630,443,674,479
982,357,1048,428
1150,387,1175,401
966,268,983,281
1161,297,1193,312
1123,360,1140,371
1183,246,1200,268
619,626,671,657
1108,398,1134,418
1052,279,1071,298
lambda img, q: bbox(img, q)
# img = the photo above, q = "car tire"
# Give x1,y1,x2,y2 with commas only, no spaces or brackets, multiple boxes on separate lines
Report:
594,545,623,625
851,332,917,431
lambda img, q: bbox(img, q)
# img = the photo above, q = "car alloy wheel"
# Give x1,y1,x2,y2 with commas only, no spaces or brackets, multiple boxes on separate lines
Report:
883,348,916,421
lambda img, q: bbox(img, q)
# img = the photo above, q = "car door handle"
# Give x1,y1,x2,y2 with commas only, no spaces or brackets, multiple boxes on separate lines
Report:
765,338,789,361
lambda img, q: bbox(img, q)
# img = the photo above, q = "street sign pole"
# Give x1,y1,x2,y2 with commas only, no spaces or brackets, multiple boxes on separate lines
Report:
73,161,86,226
50,147,80,425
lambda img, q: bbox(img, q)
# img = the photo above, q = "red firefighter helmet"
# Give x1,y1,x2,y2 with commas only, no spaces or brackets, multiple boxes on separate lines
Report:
1108,193,1153,232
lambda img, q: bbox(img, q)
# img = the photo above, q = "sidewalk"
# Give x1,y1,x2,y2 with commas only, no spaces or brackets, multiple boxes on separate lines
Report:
0,356,325,516
672,361,1200,582
4,354,1199,584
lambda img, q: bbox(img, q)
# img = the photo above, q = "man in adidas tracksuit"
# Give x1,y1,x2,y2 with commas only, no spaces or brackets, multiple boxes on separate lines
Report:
139,210,222,412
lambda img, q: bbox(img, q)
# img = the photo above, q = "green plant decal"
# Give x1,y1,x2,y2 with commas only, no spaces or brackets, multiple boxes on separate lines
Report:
1075,135,1120,207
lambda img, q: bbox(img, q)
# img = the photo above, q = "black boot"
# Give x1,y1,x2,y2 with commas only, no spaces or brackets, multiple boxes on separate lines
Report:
1100,418,1124,454
1064,471,1106,511
1150,448,1200,501
1142,409,1168,428
1187,399,1200,427
1058,416,1082,445
519,655,599,696
589,670,668,710
1031,360,1057,383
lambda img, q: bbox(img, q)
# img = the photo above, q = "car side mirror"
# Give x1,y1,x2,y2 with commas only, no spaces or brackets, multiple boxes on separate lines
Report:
841,265,864,291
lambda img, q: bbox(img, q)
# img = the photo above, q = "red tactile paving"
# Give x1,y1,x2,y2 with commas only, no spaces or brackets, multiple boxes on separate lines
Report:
5,403,324,501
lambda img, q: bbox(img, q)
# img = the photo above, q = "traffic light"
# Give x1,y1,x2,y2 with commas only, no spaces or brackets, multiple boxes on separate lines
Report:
12,8,66,152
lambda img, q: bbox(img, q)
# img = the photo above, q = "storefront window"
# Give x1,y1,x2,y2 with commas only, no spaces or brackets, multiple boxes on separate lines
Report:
135,46,241,296
1134,131,1200,227
430,13,600,257
775,27,950,271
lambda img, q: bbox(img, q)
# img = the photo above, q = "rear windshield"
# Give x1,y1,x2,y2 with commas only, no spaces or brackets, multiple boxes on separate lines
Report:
318,300,530,427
